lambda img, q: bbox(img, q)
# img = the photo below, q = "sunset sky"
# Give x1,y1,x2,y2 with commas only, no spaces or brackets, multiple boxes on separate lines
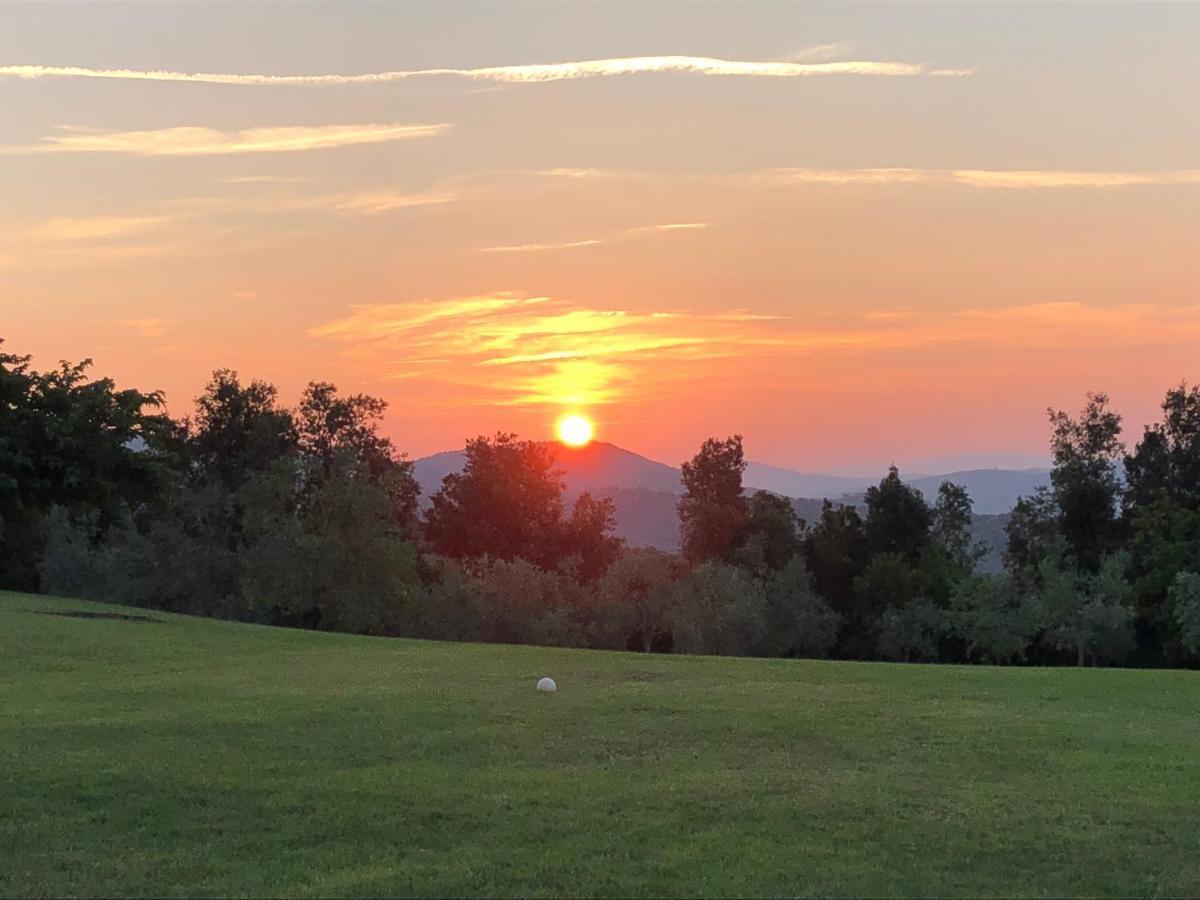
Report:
3,2,1199,474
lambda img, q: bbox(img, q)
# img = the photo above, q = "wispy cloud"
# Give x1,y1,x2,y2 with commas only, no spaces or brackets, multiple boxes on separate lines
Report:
218,174,310,185
310,294,1200,409
0,55,960,88
481,222,707,254
0,122,451,156
786,42,860,63
311,189,458,215
28,215,168,241
759,167,1200,188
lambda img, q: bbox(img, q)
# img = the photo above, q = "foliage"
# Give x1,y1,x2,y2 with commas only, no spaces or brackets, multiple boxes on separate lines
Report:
189,369,297,490
1034,546,1134,666
590,546,680,652
239,458,421,634
932,481,983,571
949,574,1037,664
757,557,840,658
1169,571,1200,658
678,435,747,563
1047,393,1124,572
802,500,868,637
731,490,802,574
876,600,944,663
0,342,172,589
863,466,932,561
668,562,767,656
1005,486,1060,578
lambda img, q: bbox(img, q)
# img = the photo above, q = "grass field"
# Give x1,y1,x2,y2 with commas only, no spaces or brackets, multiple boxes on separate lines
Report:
3,591,1199,898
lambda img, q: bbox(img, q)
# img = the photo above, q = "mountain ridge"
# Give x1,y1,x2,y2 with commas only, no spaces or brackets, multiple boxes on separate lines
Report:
412,441,1049,514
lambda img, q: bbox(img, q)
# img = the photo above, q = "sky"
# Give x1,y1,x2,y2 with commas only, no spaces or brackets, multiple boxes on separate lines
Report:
2,2,1199,475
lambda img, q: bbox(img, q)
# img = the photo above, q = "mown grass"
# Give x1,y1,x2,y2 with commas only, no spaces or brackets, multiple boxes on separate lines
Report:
2,590,1199,898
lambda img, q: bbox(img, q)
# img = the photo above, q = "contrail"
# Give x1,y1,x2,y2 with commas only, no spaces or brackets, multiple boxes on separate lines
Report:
0,55,939,87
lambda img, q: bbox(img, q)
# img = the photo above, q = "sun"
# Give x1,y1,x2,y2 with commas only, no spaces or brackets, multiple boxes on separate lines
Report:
556,413,594,448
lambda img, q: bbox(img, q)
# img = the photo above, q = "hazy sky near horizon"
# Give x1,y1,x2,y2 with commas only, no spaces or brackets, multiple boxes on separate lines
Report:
3,2,1199,474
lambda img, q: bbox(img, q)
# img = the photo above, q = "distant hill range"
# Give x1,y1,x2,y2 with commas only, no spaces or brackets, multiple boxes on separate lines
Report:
411,441,1046,570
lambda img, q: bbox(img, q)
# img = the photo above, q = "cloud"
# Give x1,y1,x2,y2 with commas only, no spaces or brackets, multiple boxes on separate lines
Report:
786,42,860,63
310,294,1200,410
481,222,708,253
759,167,1200,189
951,169,1200,189
218,174,310,184
0,55,958,88
0,122,451,156
28,215,168,241
310,189,458,215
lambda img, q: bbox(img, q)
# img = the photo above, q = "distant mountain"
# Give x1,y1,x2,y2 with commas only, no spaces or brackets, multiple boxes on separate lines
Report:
834,469,1051,516
412,441,681,498
412,445,1050,521
908,469,1050,515
743,462,875,500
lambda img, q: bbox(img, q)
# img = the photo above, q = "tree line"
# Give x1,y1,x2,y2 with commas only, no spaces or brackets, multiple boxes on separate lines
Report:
3,337,1198,666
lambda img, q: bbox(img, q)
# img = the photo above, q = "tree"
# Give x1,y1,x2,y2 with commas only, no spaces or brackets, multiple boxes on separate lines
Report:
949,574,1037,664
1035,545,1134,666
803,500,868,645
189,369,296,489
863,467,932,561
757,558,840,658
560,492,623,582
1126,383,1200,509
592,547,680,652
876,600,944,663
1047,393,1124,572
0,341,172,589
296,381,419,528
932,481,982,572
239,459,421,634
732,490,802,574
678,435,748,564
667,562,766,656
1169,571,1200,659
425,433,609,572
1004,487,1060,578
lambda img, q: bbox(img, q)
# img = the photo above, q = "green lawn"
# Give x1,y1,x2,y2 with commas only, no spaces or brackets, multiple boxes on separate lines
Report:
3,591,1199,898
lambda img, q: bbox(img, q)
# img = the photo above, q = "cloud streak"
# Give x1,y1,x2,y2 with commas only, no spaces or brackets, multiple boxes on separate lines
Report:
310,294,1200,409
760,167,1200,188
0,122,451,156
0,55,955,88
28,215,169,241
480,222,707,254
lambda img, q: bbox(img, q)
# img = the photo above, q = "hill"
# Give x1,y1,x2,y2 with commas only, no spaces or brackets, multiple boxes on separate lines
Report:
4,591,1199,897
414,441,682,497
414,445,1049,515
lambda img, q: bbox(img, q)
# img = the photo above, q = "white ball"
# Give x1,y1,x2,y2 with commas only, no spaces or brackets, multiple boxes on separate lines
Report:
536,676,557,693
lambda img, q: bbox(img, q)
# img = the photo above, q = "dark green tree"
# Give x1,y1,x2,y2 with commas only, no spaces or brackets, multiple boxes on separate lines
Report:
932,481,982,572
296,381,419,528
426,433,619,576
732,490,802,574
0,341,172,589
803,500,869,652
863,467,932,561
189,369,296,490
1047,393,1124,573
678,435,748,564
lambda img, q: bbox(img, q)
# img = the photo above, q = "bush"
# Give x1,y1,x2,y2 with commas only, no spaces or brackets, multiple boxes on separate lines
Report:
757,558,840,658
949,575,1037,664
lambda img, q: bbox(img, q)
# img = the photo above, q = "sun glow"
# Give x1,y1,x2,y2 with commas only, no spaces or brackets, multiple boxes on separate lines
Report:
556,413,594,447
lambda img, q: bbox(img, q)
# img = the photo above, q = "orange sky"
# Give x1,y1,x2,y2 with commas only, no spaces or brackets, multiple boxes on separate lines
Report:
3,3,1199,473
